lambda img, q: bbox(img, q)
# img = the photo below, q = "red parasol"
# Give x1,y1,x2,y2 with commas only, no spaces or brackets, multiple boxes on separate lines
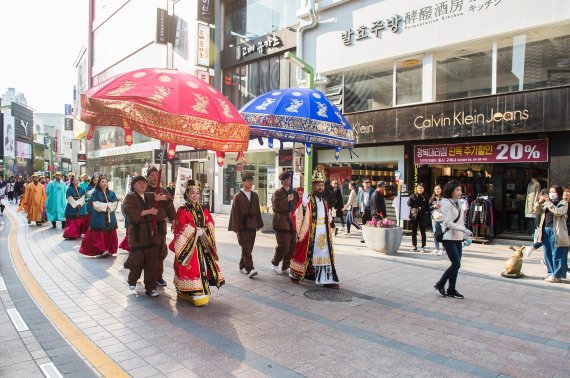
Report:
80,68,250,157
80,68,250,227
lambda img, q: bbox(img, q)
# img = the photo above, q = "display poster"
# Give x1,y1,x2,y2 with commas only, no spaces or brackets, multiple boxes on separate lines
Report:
414,139,548,165
173,167,193,209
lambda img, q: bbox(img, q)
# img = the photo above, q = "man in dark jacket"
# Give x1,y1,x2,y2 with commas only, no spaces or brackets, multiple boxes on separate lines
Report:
123,176,160,297
229,171,264,278
145,167,176,287
370,181,387,221
270,171,299,275
330,179,345,235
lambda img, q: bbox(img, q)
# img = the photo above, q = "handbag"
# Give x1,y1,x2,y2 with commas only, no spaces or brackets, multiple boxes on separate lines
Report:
432,210,443,222
410,207,418,221
434,202,460,242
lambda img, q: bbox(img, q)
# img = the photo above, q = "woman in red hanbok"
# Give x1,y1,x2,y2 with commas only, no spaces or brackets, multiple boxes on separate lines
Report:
169,181,224,306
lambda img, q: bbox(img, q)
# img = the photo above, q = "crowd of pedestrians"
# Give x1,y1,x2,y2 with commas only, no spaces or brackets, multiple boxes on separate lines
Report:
2,169,569,308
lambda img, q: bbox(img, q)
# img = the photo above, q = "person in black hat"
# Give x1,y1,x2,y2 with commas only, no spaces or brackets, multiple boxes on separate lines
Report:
228,171,264,278
123,175,161,297
270,171,299,275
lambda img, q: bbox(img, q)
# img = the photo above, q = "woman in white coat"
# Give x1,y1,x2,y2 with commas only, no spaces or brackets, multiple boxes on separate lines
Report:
434,179,472,299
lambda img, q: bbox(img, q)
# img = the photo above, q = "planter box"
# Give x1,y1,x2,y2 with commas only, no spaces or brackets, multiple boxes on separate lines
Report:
362,226,403,255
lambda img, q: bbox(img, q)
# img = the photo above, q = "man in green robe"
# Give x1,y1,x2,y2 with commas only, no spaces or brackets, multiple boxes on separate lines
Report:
46,172,67,228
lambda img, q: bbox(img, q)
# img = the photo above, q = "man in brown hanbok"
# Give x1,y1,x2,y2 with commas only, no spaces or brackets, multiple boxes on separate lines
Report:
123,176,161,297
146,167,176,287
229,171,264,278
271,171,299,275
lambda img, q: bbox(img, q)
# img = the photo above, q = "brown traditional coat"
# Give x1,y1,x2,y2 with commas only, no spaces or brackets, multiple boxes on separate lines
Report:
228,190,264,232
123,192,157,251
271,187,299,233
146,185,176,234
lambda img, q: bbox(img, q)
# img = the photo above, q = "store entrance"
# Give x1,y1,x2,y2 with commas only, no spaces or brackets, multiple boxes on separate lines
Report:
416,163,548,238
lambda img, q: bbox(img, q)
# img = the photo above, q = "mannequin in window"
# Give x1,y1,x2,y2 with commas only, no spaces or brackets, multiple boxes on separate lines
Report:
525,176,541,232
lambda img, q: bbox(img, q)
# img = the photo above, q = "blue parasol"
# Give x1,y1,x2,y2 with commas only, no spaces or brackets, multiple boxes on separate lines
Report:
239,88,354,156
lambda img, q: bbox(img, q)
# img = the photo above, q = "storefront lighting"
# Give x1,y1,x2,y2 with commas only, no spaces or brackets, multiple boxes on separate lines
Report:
402,58,421,68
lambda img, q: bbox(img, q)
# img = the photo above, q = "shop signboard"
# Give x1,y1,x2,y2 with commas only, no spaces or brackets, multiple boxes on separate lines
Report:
346,86,570,145
414,139,548,165
197,0,214,25
197,23,211,67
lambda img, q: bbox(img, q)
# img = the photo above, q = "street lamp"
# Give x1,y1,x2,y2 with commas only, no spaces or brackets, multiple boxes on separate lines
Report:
284,51,315,192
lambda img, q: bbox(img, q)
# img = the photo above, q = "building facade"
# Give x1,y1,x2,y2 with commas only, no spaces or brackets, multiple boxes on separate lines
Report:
303,0,570,236
85,0,221,199
214,0,301,214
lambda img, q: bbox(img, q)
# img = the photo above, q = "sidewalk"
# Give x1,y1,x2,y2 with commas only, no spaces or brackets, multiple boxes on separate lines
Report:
2,202,570,377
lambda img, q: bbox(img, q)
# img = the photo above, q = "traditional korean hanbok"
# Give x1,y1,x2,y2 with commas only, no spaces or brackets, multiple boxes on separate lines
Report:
63,185,87,239
169,202,224,306
79,189,119,257
46,179,67,223
290,192,340,286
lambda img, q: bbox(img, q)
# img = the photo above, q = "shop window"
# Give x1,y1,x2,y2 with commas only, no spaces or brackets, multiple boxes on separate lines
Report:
396,56,423,105
436,45,493,101
223,0,299,49
344,64,393,113
497,25,570,93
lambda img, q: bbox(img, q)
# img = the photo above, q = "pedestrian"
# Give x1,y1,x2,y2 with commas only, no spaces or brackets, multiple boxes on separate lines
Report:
228,171,264,278
123,175,161,297
434,179,473,299
429,185,446,255
63,175,87,239
289,168,340,289
370,181,387,221
358,178,374,243
329,179,345,236
169,180,224,305
408,183,429,252
17,174,46,225
342,181,361,235
145,166,176,287
83,174,99,231
0,176,5,215
79,177,119,257
270,171,299,275
46,172,67,229
118,200,131,253
79,174,90,191
6,177,15,204
14,176,24,205
535,185,569,283
166,181,176,197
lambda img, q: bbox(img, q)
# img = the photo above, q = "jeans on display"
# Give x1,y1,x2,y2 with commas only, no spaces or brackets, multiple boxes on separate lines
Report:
542,227,568,278
438,240,463,291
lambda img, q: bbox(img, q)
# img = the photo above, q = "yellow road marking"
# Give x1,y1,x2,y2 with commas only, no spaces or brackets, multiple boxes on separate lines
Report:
6,210,128,377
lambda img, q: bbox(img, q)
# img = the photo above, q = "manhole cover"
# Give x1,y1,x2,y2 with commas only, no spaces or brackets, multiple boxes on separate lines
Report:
304,289,352,302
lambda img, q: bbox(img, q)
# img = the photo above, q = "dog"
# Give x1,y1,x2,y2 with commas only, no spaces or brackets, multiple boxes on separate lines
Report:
504,246,524,275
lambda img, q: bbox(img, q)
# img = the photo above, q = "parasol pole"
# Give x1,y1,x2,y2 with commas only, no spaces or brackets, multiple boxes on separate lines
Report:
289,142,295,212
152,142,167,231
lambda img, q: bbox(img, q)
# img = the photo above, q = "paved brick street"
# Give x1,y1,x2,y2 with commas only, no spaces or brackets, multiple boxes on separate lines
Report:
1,202,570,377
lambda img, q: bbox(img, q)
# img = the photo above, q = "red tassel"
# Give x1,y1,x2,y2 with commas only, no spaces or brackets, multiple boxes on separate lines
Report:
124,128,133,146
216,151,225,167
86,124,95,140
167,143,176,160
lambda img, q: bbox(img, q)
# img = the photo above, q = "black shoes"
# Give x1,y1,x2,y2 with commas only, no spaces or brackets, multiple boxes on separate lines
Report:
52,221,57,228
434,283,446,297
446,289,464,299
157,278,167,286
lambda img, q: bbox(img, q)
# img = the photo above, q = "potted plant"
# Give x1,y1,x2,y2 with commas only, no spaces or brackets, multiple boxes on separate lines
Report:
361,217,402,255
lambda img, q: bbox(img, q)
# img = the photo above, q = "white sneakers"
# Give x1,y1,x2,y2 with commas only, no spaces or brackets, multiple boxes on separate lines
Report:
430,249,446,256
248,269,258,278
240,268,248,274
271,265,282,274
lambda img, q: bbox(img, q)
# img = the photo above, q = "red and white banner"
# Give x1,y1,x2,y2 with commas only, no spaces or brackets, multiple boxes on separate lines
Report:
414,139,548,165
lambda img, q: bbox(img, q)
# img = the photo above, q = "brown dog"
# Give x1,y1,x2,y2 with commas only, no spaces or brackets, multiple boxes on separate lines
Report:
504,246,524,275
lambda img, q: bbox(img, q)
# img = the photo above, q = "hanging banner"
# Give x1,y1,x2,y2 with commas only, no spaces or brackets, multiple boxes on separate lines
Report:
196,23,211,67
173,167,193,209
414,139,549,165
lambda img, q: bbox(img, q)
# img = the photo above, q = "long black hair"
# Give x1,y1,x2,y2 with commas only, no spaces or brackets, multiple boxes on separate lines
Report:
442,179,462,199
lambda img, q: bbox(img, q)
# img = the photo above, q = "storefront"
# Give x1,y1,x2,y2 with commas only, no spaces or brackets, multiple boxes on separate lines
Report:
216,2,303,213
340,86,570,237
